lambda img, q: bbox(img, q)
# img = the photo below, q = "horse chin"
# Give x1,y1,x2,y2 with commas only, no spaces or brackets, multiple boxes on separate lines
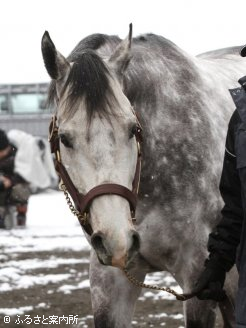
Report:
96,253,127,269
92,229,141,268
96,252,138,270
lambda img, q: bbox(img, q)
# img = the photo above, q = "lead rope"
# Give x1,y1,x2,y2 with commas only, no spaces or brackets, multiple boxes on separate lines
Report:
123,269,196,301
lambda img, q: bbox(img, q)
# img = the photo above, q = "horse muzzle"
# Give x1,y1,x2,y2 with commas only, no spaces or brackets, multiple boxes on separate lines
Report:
91,230,141,269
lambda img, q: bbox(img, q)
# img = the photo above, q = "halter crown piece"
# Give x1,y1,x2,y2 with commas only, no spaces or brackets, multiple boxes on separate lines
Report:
48,115,142,235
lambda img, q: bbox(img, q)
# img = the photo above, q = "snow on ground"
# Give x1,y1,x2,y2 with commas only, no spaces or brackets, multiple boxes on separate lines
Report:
0,191,90,293
0,190,183,327
0,190,90,252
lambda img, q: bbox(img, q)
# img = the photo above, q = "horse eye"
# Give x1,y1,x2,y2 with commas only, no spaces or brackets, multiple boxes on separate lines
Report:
130,125,138,139
130,124,142,139
59,134,73,148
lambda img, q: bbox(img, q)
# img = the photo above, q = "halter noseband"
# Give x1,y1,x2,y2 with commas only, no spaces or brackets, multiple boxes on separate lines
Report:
49,115,142,235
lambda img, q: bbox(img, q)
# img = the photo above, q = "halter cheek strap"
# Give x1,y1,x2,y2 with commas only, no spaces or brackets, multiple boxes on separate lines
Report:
49,115,142,235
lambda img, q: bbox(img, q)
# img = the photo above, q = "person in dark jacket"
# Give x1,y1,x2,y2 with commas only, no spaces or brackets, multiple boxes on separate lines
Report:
195,47,246,327
0,129,30,228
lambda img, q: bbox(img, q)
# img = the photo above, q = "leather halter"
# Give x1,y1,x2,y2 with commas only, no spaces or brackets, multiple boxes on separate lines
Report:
49,115,142,235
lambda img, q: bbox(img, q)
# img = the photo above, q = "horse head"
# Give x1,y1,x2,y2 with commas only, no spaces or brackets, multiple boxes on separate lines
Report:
41,25,141,269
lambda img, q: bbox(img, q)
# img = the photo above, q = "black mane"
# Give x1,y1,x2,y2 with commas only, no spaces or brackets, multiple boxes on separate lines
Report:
64,51,118,121
48,45,119,121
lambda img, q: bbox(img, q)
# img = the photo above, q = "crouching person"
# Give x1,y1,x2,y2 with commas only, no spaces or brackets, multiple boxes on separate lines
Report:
0,129,30,228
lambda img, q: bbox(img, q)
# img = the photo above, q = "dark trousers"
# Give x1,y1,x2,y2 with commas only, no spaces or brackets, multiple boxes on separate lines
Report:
0,183,30,207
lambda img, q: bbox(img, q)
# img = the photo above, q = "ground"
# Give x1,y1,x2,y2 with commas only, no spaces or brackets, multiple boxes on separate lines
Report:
0,191,223,328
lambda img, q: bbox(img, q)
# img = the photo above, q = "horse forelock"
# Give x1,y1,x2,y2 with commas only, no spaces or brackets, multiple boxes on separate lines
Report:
48,50,119,122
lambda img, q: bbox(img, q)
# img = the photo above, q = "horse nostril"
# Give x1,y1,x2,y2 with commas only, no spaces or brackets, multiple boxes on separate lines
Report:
131,231,141,253
91,232,113,266
127,231,140,265
91,232,106,253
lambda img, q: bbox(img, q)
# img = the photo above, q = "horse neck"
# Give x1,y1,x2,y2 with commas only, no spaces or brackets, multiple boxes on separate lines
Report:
120,40,220,209
123,39,203,133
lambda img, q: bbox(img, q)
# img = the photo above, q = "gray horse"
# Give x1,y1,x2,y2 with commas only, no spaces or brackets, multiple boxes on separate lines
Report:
41,26,246,327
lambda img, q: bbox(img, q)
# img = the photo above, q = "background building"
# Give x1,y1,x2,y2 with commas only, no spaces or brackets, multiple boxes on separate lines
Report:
0,83,51,137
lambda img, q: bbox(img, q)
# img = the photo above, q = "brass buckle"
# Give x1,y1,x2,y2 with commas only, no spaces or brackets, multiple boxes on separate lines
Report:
56,150,61,162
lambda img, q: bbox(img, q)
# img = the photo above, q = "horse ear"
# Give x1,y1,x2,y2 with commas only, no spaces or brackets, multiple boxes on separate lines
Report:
41,31,70,80
109,23,132,77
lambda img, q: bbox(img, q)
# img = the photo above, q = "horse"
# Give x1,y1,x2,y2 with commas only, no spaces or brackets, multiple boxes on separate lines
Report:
41,25,246,327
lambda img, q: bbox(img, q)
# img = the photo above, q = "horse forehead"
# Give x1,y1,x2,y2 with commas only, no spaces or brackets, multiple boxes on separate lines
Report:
59,89,135,140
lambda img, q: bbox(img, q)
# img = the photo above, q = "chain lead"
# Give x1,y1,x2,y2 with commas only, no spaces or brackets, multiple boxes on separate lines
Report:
60,183,88,225
123,269,187,301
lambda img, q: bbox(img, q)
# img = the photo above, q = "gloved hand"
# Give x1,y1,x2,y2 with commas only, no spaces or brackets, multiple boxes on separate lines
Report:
194,257,227,302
